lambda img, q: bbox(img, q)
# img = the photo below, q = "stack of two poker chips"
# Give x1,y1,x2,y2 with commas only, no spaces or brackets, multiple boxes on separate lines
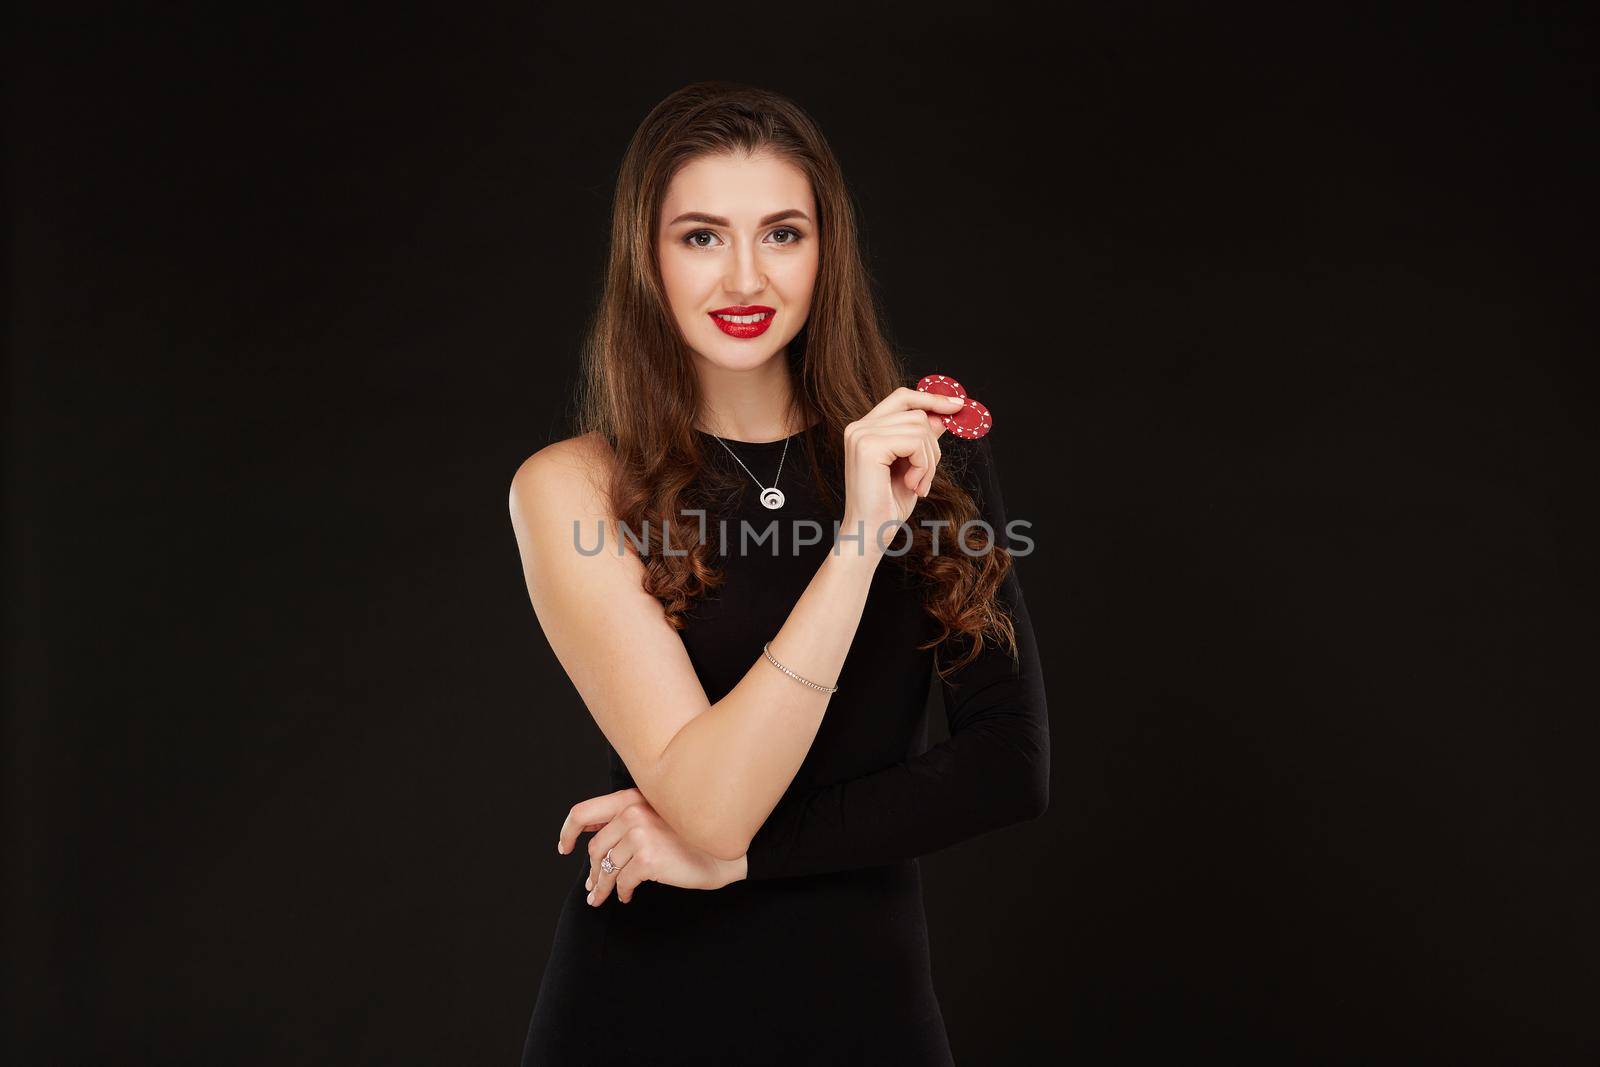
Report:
915,373,992,439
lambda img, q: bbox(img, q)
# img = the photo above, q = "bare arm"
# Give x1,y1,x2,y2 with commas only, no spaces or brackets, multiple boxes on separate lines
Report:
578,439,1048,906
509,392,963,860
742,437,1050,879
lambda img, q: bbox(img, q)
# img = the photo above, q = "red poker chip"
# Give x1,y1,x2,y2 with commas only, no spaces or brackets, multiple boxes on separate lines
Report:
916,373,966,400
945,397,993,439
916,373,993,440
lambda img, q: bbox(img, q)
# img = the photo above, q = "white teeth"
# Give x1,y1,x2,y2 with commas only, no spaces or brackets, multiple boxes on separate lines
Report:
714,312,771,324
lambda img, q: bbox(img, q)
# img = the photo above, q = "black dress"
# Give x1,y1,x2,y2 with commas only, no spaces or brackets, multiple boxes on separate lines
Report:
521,427,1050,1066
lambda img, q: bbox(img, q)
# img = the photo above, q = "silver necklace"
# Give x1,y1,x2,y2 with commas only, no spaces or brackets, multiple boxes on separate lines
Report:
709,431,790,509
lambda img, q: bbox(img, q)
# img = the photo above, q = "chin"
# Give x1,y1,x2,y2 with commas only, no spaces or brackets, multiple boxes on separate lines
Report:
695,333,789,370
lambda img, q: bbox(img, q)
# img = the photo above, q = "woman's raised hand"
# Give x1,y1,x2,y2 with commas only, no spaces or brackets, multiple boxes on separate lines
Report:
557,788,745,906
840,386,963,555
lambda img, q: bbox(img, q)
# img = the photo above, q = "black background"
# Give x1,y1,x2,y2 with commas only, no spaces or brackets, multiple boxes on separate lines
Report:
6,3,1596,1063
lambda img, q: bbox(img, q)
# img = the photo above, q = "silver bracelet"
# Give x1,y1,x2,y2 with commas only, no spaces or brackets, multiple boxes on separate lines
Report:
761,640,839,694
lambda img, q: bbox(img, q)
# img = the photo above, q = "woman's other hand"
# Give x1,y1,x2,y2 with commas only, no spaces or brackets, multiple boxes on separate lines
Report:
557,787,748,905
840,386,961,555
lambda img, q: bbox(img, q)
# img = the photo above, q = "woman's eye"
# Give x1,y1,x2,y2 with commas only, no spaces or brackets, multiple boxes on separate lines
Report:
682,227,803,248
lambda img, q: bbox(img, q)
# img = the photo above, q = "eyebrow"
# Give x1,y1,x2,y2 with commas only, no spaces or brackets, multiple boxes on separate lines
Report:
667,209,812,227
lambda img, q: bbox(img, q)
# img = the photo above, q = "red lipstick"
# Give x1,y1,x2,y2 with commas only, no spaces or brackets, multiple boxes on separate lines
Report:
707,305,775,339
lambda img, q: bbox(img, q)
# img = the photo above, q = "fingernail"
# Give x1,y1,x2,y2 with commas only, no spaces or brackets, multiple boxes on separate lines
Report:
556,841,565,853
586,891,595,905
585,877,592,891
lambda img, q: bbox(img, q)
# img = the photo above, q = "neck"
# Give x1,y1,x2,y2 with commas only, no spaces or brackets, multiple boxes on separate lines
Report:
692,347,801,442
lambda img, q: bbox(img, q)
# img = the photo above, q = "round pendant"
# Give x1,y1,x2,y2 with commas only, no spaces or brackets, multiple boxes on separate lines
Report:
759,487,785,509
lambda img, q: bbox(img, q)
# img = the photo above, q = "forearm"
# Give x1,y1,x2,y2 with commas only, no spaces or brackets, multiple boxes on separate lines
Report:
748,510,1050,880
716,437,1050,881
743,716,1049,879
647,542,883,859
719,694,1049,884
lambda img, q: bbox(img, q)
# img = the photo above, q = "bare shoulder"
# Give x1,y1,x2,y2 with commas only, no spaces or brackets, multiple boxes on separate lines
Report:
508,432,617,530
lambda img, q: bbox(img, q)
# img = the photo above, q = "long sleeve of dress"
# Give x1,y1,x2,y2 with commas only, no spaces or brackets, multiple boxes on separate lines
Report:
742,438,1051,881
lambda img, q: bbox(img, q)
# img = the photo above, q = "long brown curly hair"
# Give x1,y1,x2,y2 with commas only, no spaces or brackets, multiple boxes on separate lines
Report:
573,80,1016,680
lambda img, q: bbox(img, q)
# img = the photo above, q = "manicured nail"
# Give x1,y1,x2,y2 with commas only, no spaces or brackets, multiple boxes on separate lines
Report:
586,891,595,905
556,841,565,853
585,877,592,891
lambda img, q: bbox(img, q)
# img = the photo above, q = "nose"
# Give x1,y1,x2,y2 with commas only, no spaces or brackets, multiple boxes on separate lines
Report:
723,239,767,299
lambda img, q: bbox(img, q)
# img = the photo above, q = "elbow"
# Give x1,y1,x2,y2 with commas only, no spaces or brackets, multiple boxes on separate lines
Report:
673,812,752,863
688,829,751,863
701,837,751,863
1014,748,1050,822
1025,768,1050,820
643,760,753,861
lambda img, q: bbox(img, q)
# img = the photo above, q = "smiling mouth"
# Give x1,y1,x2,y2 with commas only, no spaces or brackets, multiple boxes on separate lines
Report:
708,304,775,322
707,305,776,338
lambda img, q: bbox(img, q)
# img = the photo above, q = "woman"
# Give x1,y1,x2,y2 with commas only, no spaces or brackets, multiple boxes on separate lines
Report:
508,81,1049,1065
